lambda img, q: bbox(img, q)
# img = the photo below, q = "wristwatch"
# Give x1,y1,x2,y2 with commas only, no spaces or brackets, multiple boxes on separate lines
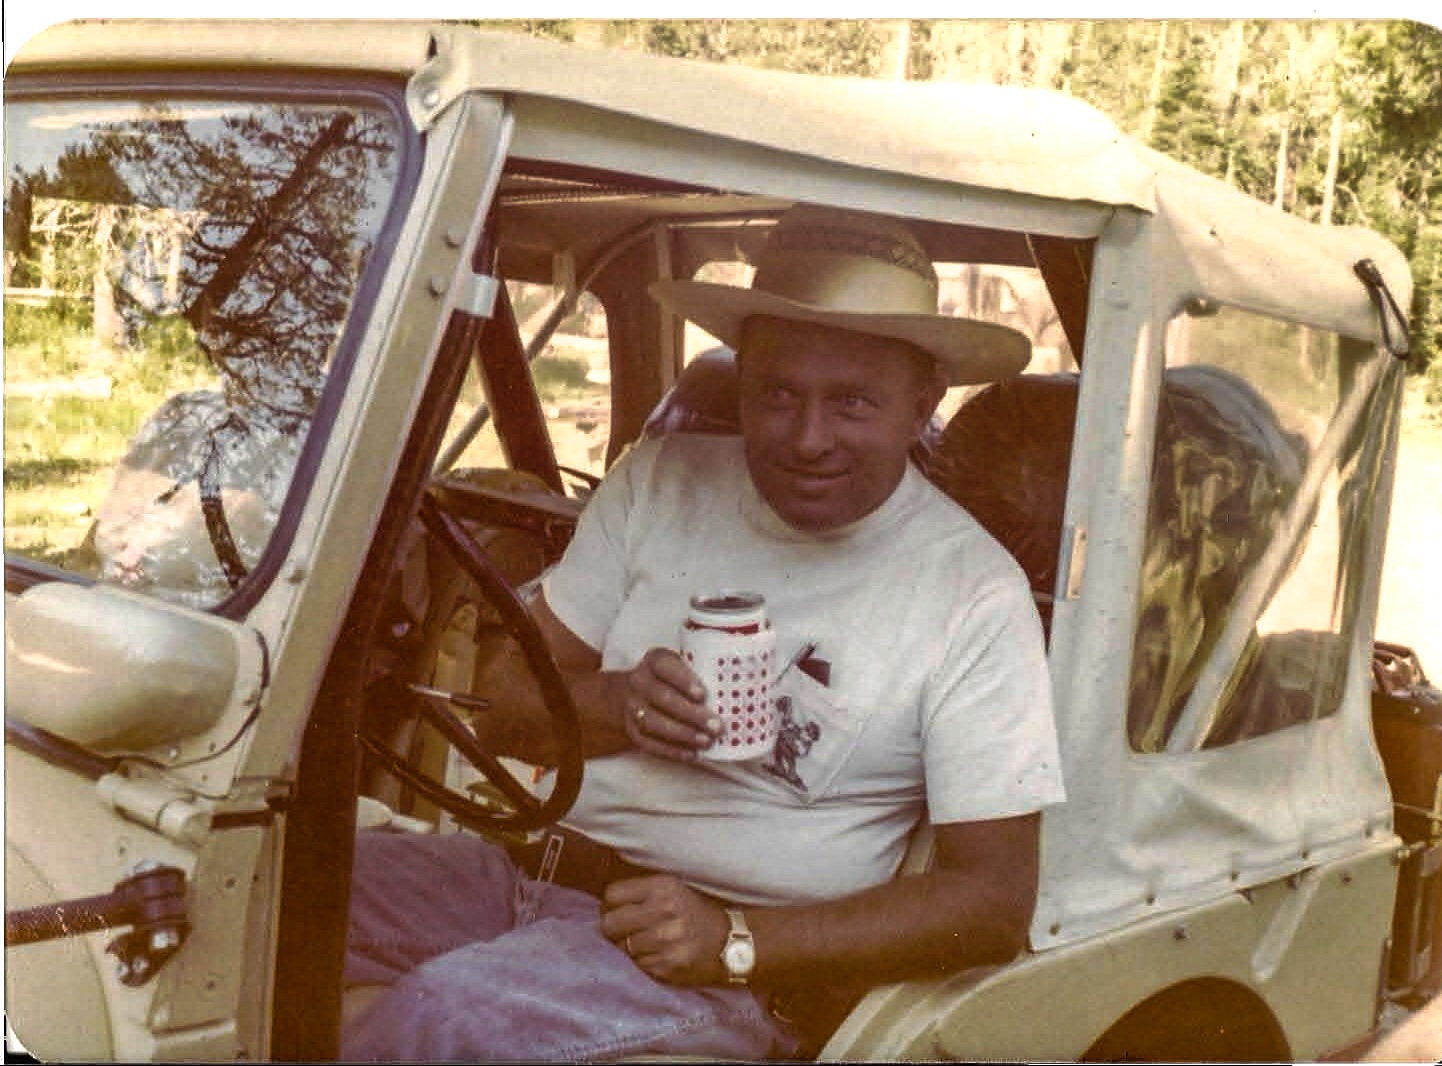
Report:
721,908,756,985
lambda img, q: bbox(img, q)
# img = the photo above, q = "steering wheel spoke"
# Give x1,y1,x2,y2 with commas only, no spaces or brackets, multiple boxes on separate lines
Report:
363,489,583,833
410,693,543,816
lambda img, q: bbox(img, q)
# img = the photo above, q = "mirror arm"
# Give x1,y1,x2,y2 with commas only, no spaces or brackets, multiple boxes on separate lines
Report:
4,716,126,781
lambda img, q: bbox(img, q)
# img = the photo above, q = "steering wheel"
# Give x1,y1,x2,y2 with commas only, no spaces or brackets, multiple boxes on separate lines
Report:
359,490,583,833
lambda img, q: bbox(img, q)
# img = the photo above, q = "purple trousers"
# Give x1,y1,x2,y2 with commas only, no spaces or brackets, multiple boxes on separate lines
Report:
341,829,796,1061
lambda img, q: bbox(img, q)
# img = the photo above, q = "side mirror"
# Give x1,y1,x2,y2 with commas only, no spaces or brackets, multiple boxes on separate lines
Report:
5,582,263,751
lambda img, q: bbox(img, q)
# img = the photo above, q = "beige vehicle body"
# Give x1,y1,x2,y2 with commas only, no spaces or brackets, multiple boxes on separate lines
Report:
4,20,1435,1061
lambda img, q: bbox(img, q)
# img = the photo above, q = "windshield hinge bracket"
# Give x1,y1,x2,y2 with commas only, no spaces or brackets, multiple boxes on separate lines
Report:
97,772,214,848
406,32,469,131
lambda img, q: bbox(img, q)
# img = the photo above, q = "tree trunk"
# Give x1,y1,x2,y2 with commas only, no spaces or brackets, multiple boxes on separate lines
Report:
165,222,184,307
1062,21,1093,93
1321,110,1344,226
183,113,353,335
1274,25,1300,211
1274,123,1290,209
1221,20,1245,185
878,19,911,81
91,204,123,351
1037,21,1071,89
572,21,607,49
37,202,60,292
1143,21,1170,141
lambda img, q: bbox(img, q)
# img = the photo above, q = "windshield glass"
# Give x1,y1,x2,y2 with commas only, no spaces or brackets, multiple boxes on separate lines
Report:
4,95,403,607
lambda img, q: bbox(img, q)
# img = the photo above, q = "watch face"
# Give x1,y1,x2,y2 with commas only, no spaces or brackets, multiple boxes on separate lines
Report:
724,938,756,975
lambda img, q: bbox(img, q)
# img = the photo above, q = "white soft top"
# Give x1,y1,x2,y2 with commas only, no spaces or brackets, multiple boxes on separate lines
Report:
12,19,1412,344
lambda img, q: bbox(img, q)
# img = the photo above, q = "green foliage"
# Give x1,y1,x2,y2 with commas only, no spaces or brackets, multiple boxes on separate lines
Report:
478,18,889,77
3,301,93,370
1150,30,1226,174
3,307,217,564
121,316,212,393
531,354,591,395
500,20,575,43
1333,21,1442,375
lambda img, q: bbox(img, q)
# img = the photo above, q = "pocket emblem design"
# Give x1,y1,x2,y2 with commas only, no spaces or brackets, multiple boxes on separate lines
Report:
761,695,822,791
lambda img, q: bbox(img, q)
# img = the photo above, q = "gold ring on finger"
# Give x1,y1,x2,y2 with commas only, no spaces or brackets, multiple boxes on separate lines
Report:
634,706,647,728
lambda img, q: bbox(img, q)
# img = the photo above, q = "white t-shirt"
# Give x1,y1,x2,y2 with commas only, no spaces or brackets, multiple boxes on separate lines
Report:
543,435,1064,906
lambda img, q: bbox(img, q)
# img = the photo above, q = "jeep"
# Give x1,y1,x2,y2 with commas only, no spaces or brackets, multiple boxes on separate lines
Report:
5,20,1439,1061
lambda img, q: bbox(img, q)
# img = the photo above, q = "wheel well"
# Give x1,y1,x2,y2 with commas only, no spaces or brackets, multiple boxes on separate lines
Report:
1081,977,1289,1062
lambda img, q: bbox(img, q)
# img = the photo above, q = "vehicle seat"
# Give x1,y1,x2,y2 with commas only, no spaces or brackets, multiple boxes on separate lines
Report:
924,374,1079,639
642,346,741,438
1129,364,1310,751
928,368,1313,750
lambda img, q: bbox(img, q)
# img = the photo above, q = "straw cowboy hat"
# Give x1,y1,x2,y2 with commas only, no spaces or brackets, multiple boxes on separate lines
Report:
649,204,1032,385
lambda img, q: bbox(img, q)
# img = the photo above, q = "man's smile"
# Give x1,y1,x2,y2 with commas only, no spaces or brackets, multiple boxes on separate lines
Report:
775,463,850,492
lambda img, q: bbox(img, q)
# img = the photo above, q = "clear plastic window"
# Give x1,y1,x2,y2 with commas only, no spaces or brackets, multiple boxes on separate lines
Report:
4,96,402,607
1128,305,1393,752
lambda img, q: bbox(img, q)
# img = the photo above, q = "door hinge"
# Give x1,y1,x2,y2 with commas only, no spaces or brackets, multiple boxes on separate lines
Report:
456,271,501,318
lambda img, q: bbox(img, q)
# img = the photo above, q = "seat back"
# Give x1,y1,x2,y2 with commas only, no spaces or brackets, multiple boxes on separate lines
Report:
926,368,1311,749
925,374,1080,638
641,346,741,439
1128,364,1308,751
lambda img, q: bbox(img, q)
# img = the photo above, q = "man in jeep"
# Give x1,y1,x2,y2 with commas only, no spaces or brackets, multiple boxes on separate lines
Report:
342,205,1066,1060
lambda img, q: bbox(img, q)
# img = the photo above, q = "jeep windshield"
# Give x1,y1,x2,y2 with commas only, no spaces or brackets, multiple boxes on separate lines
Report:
3,91,408,609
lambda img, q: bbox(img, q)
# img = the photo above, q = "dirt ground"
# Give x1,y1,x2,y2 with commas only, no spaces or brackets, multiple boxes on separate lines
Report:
1376,384,1442,680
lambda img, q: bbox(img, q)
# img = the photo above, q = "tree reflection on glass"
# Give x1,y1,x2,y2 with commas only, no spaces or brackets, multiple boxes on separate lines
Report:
96,102,397,425
4,97,401,603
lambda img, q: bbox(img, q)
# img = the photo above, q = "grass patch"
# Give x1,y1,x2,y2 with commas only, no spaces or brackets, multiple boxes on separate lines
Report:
3,456,104,491
4,310,217,566
3,302,95,376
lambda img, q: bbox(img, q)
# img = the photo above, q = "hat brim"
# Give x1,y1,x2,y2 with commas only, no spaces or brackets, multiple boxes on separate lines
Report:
650,280,1032,386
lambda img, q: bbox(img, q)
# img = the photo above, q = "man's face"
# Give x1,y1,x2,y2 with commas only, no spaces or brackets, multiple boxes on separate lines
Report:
737,316,945,533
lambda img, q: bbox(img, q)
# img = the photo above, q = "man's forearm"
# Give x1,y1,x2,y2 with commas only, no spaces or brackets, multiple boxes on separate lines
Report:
744,865,1031,990
472,653,633,765
568,669,636,757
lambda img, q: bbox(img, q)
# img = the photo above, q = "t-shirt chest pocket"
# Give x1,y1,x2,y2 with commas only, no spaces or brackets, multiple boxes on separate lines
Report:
755,669,861,803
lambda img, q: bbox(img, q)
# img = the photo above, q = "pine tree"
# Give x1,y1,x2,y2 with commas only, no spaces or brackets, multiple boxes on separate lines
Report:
1149,26,1226,177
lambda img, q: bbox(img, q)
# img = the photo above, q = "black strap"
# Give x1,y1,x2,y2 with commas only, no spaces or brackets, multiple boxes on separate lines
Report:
509,825,651,898
1353,258,1412,359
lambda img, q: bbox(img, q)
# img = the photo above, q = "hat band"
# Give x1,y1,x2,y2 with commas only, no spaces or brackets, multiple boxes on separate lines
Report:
767,225,934,283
